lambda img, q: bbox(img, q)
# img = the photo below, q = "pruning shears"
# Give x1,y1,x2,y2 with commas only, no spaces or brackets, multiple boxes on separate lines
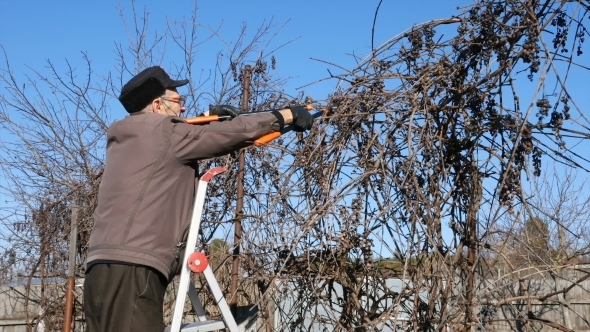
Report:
183,104,329,146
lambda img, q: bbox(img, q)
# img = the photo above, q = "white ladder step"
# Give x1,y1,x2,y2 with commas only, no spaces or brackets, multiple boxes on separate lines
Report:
164,319,226,332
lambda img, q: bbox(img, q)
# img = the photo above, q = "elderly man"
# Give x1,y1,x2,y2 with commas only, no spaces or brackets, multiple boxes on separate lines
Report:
83,66,312,332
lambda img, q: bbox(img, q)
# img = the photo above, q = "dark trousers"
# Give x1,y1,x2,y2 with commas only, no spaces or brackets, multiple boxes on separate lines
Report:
84,263,168,332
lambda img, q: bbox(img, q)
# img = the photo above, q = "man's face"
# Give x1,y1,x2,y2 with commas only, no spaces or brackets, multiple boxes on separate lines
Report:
156,89,186,117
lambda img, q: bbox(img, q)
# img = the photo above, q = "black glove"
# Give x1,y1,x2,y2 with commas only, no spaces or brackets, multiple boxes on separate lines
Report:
289,106,313,132
208,104,241,118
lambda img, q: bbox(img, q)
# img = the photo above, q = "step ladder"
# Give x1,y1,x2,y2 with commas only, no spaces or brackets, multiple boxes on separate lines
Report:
165,167,239,332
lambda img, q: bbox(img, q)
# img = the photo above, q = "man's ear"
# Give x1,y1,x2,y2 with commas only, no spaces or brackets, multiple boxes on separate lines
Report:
150,98,161,113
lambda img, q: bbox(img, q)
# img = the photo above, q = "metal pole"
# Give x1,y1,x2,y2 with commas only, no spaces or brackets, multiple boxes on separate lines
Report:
230,65,251,315
62,205,78,332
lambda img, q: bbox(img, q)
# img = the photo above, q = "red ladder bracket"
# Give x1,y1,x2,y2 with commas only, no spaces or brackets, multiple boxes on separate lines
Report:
187,252,208,273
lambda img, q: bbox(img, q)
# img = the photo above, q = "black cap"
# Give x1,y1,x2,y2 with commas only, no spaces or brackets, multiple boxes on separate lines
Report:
118,66,189,113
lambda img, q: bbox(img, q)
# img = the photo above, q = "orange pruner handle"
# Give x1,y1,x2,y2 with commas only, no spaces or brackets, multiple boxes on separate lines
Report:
254,132,282,146
184,115,221,125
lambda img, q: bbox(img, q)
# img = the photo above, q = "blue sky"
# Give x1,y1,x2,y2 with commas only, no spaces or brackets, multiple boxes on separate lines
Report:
0,0,469,112
0,0,589,270
0,0,472,252
2,0,589,192
1,0,588,207
2,1,589,254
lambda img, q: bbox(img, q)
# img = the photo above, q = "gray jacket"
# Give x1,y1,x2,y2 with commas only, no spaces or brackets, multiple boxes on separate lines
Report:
87,111,281,280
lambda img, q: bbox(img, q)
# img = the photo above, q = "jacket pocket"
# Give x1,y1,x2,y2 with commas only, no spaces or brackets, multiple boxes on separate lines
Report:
170,224,190,277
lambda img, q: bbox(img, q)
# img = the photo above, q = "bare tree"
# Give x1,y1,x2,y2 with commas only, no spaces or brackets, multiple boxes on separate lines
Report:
0,1,297,330
0,44,107,330
486,167,590,331
251,0,590,331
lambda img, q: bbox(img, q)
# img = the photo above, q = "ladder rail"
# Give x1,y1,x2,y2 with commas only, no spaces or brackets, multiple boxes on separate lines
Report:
169,176,209,331
202,265,239,331
187,283,207,322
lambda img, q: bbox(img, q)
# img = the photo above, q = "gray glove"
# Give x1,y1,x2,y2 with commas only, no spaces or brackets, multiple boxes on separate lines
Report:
208,104,242,118
289,106,313,132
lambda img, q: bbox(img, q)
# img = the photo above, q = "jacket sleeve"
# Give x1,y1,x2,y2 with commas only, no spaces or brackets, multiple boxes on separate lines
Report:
164,112,281,164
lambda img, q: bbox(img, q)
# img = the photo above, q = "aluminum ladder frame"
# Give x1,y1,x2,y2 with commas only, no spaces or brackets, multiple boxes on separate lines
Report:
165,167,239,332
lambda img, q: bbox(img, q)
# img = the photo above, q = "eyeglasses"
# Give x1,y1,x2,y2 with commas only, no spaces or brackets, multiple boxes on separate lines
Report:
160,95,187,107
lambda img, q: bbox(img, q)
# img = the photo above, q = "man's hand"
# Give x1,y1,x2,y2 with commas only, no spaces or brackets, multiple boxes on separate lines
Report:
208,104,242,118
289,106,313,132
